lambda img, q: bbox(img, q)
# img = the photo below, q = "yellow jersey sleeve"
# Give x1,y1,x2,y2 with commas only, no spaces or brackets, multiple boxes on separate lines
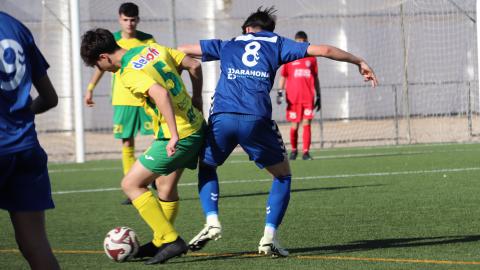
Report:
166,47,186,68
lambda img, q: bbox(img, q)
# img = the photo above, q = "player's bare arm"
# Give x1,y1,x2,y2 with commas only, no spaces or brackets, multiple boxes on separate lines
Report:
179,56,203,113
307,45,378,87
177,44,203,59
85,66,105,107
314,76,321,111
147,84,179,157
31,74,58,114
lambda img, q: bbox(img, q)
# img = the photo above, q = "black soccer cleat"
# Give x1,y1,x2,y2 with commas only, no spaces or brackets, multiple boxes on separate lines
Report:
302,152,313,160
144,237,188,265
289,150,298,160
134,241,158,258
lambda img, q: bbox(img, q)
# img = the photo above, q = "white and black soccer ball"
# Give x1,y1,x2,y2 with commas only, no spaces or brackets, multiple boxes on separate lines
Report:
103,226,139,262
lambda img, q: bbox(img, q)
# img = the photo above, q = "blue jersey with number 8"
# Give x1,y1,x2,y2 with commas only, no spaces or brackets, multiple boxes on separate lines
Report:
200,31,308,119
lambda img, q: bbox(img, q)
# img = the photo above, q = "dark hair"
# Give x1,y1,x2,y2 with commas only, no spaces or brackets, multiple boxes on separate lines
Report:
80,28,121,67
295,31,308,40
119,2,139,17
241,6,277,34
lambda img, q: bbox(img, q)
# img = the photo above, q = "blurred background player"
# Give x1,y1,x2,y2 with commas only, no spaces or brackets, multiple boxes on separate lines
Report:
179,6,377,257
81,28,204,265
0,11,61,270
84,2,155,204
278,31,320,161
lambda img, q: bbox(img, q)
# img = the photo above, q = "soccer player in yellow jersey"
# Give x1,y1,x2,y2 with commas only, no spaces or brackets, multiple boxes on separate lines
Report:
84,3,155,187
81,28,204,264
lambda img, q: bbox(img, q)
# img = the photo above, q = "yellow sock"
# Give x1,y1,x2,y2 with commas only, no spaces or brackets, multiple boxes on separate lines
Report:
132,191,178,247
122,146,135,175
159,200,179,224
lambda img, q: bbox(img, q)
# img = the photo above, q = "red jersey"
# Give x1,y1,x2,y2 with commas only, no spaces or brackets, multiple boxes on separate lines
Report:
280,57,318,104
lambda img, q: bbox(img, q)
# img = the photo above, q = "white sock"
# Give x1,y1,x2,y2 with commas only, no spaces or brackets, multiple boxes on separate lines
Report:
206,214,220,227
264,225,276,240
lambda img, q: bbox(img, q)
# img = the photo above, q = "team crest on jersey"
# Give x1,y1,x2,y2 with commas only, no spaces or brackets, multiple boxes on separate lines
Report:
0,39,26,91
132,47,160,70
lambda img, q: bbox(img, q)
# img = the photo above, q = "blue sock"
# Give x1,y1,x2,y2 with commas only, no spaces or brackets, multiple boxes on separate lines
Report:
265,175,291,229
198,164,220,217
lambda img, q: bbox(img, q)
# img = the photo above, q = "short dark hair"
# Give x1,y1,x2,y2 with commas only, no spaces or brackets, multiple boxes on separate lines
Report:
80,28,121,67
241,6,277,34
295,31,308,40
119,2,139,17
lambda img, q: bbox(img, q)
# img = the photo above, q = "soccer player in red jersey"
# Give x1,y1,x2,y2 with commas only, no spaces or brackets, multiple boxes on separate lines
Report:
278,31,319,160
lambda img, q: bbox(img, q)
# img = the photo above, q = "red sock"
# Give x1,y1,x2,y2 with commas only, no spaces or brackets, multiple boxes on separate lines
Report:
290,127,298,151
303,125,311,153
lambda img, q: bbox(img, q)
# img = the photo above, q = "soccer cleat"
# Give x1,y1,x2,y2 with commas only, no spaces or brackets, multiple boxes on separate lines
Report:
144,237,188,265
134,241,158,258
289,150,298,160
121,198,132,205
302,152,313,160
258,236,289,257
188,224,222,251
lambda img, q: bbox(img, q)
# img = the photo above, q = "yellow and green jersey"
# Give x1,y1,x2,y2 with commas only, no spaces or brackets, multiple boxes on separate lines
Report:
112,30,155,106
119,44,203,139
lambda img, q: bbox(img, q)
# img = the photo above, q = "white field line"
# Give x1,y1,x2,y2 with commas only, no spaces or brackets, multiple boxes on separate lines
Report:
48,148,478,173
52,167,480,195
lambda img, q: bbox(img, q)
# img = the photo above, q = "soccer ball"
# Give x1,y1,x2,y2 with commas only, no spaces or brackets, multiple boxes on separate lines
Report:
103,226,139,262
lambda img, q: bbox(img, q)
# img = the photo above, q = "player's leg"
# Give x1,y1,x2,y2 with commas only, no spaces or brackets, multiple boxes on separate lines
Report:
239,118,291,257
189,114,238,251
302,118,313,160
119,137,136,205
286,102,301,160
114,105,141,204
10,211,60,270
131,127,205,264
121,160,186,264
113,106,139,176
131,168,184,260
155,169,184,223
261,160,292,257
301,104,315,160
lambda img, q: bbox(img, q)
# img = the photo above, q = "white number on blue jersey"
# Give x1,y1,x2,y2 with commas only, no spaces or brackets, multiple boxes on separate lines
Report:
241,41,261,67
0,39,26,91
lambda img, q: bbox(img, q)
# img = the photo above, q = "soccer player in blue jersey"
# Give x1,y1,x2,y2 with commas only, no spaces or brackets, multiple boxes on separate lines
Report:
0,12,60,269
179,6,378,257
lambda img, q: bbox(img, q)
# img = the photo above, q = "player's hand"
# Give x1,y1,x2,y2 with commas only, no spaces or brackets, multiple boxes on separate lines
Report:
314,96,321,111
358,61,378,88
166,136,178,157
276,90,284,105
85,91,95,107
192,96,203,114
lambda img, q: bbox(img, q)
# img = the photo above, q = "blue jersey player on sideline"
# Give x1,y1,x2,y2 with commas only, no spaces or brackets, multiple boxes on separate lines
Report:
0,12,60,269
179,6,378,257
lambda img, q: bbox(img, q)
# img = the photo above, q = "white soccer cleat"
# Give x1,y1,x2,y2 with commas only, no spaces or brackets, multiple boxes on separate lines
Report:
188,224,222,251
258,236,289,257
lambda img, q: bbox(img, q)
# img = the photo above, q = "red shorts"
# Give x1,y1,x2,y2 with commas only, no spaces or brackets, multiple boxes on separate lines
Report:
286,102,314,122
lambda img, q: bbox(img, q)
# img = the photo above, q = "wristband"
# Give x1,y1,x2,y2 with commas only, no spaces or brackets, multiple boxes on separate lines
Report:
87,83,96,92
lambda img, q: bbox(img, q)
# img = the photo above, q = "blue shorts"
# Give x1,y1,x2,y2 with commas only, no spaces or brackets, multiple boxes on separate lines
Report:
201,113,287,168
0,145,55,211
